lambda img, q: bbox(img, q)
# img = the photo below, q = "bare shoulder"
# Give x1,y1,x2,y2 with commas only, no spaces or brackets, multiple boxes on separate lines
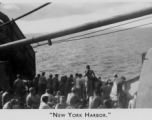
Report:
55,103,60,109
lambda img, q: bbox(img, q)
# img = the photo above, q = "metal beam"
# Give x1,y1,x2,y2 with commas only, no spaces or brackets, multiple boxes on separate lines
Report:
1,6,152,50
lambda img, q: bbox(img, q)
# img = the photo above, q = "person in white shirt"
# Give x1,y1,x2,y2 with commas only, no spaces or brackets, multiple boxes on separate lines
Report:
110,74,118,102
110,75,126,108
2,88,14,107
39,96,51,109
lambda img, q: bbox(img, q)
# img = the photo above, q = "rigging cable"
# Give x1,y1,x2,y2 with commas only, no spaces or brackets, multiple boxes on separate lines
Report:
33,19,152,48
55,14,152,42
52,22,152,45
0,2,51,28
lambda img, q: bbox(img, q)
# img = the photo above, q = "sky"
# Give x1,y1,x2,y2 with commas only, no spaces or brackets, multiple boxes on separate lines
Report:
1,1,152,34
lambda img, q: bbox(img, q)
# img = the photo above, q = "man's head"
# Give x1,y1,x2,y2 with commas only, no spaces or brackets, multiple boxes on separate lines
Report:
71,87,77,94
60,96,66,103
94,89,99,96
70,74,73,78
106,79,111,85
46,89,51,94
64,75,67,79
79,74,82,78
75,73,79,77
42,72,45,76
37,74,40,78
55,74,58,78
49,74,53,78
42,96,48,103
29,87,35,95
114,74,118,78
17,74,21,79
121,76,126,81
116,76,126,85
86,65,90,70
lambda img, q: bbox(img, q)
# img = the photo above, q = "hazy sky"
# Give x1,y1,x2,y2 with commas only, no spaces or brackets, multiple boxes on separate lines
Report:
1,2,152,34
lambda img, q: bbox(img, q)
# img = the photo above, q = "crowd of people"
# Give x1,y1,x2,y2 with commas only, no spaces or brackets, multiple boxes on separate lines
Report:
0,65,137,109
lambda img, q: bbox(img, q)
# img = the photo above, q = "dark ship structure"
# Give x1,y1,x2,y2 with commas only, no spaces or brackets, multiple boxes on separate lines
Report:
0,11,35,89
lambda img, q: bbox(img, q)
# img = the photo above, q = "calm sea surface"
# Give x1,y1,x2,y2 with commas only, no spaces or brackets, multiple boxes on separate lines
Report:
30,28,152,80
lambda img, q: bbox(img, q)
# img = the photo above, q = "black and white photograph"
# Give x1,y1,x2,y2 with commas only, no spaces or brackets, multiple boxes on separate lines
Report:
0,0,152,113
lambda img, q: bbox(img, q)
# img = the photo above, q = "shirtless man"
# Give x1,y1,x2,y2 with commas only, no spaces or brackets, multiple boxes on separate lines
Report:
55,96,69,109
26,87,40,109
2,88,14,106
39,96,51,109
85,65,96,97
53,91,59,103
3,99,17,109
89,89,102,109
66,87,81,108
41,89,55,103
128,92,137,109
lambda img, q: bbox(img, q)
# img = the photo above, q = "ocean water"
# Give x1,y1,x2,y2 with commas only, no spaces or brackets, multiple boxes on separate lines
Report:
28,28,152,80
